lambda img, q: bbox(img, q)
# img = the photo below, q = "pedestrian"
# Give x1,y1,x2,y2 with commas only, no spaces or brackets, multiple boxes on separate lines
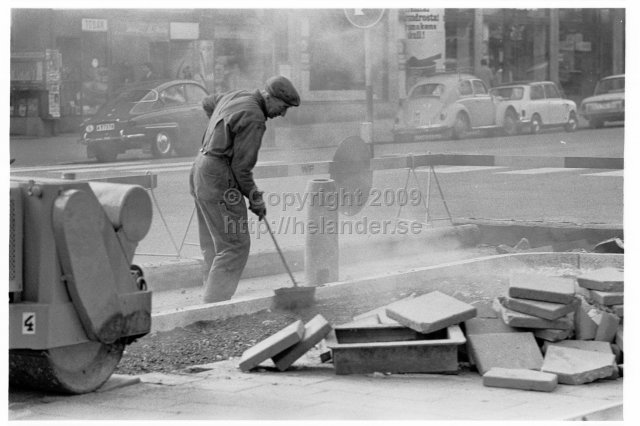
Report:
140,62,156,81
477,59,494,88
189,76,301,303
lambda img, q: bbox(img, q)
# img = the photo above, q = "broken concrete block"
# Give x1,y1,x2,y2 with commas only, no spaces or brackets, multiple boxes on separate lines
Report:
272,315,333,371
589,290,624,306
467,332,543,375
542,340,612,355
534,328,573,342
497,244,517,254
541,345,616,385
575,302,598,340
514,237,531,251
464,317,519,335
594,311,620,343
385,291,477,334
611,344,622,364
508,273,576,304
577,268,624,292
238,320,305,372
615,325,623,352
483,367,558,392
612,305,624,318
495,298,573,330
503,296,577,320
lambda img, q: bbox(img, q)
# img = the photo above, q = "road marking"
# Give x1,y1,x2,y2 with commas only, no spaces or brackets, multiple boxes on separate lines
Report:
424,166,508,174
581,170,624,177
496,167,587,175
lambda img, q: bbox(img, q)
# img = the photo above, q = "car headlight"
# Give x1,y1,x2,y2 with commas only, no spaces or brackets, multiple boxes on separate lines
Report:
85,124,95,133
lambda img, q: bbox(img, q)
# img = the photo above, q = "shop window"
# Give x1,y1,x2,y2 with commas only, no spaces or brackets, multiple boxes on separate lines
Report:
309,10,365,91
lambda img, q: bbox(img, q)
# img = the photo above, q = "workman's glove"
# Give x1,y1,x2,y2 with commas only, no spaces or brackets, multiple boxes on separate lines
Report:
249,190,267,221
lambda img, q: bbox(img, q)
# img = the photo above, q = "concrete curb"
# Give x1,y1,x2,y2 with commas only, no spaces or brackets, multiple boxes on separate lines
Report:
563,402,623,421
142,220,622,293
150,251,623,333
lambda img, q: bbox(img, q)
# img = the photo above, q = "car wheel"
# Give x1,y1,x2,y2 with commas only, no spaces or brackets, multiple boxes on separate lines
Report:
589,118,604,129
503,111,520,136
530,114,542,135
450,113,469,140
95,146,118,163
151,131,174,158
565,112,578,132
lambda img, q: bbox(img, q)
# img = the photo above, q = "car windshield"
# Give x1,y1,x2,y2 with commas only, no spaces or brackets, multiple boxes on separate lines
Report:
409,83,445,99
490,87,524,100
594,77,625,95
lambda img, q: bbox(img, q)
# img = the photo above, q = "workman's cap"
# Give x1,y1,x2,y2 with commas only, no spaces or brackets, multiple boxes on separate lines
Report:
265,76,300,107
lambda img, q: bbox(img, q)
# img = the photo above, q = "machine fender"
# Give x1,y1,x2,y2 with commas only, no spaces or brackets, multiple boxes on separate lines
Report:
52,188,125,344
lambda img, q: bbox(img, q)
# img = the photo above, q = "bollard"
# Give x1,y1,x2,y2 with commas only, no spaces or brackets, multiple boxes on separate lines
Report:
304,178,339,286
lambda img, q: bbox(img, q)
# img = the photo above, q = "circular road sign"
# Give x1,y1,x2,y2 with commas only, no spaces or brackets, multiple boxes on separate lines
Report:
344,9,385,29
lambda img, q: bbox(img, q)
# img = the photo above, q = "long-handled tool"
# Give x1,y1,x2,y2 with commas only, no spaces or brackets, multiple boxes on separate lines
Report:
264,217,316,310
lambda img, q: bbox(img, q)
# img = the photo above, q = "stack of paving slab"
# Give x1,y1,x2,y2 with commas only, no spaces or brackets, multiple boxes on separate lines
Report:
238,314,333,372
464,270,623,393
327,291,477,375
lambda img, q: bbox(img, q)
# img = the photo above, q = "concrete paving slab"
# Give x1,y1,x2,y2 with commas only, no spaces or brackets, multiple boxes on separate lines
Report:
503,295,577,320
533,328,573,342
575,301,598,340
464,317,519,335
577,267,624,292
612,304,623,317
467,332,543,375
542,340,612,355
541,345,616,385
495,297,573,330
594,311,620,342
483,367,558,392
385,291,477,333
589,289,624,305
508,273,576,304
238,320,305,372
272,315,333,371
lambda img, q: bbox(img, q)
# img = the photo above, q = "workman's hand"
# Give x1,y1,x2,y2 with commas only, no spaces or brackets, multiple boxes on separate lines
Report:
249,203,266,221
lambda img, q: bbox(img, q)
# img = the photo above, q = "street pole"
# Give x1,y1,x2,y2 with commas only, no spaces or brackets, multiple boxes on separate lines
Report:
364,27,374,157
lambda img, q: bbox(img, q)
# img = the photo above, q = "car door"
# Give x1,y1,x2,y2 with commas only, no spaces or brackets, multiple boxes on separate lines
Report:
543,82,568,124
471,79,496,126
529,84,548,122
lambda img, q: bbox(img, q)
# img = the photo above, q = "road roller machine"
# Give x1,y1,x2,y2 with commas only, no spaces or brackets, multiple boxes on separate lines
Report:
9,176,153,394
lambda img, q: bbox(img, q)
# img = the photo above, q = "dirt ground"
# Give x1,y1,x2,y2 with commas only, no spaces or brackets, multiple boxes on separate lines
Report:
115,275,509,375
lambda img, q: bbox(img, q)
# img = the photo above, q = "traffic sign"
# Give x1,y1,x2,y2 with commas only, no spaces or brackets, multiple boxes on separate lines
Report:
344,9,385,29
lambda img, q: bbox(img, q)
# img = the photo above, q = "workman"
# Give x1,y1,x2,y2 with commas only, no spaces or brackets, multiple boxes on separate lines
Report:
189,76,301,303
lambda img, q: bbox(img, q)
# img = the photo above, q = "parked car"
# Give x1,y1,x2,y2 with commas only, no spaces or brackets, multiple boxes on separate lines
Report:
79,80,210,162
579,74,625,128
392,73,501,141
489,81,578,135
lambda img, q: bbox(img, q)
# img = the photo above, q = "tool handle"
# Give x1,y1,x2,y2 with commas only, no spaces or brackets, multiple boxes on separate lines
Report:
263,217,298,287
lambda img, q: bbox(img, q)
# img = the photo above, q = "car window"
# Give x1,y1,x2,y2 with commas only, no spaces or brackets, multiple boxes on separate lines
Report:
458,80,473,96
472,80,488,95
595,77,625,95
160,85,187,106
409,83,445,99
543,83,561,99
185,84,208,104
130,90,159,115
530,85,545,100
490,87,524,100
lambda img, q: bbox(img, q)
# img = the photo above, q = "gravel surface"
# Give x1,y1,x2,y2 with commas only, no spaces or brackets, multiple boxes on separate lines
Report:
115,274,510,375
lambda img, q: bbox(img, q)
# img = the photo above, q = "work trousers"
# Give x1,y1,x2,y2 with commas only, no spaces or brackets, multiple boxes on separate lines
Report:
189,155,251,303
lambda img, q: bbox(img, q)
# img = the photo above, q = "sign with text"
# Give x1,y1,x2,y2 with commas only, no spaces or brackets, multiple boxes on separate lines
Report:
403,9,445,69
82,18,108,32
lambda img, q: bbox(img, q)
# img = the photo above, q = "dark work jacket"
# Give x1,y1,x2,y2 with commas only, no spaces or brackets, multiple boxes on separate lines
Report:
199,90,267,201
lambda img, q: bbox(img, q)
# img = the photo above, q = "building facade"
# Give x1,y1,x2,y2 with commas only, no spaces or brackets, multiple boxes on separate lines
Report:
11,8,625,145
